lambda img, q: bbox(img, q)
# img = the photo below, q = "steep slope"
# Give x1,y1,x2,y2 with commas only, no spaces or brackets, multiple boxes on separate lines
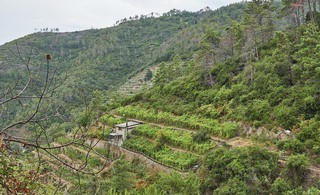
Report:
0,3,247,129
113,1,320,193
116,66,158,95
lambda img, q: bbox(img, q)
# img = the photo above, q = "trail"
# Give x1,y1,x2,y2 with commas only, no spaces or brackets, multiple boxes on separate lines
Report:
100,160,118,174
309,166,320,176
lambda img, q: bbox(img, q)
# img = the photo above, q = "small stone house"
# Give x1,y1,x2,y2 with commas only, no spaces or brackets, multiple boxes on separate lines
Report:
108,132,123,146
109,121,142,145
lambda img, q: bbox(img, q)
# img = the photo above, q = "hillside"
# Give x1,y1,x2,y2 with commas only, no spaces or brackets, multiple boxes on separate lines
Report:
0,3,245,130
111,0,320,193
1,0,320,194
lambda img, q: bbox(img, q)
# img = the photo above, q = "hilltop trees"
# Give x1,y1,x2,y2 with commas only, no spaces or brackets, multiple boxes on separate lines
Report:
281,0,320,27
198,29,220,87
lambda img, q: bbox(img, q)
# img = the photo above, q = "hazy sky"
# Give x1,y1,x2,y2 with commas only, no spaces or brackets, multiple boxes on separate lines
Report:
0,0,240,45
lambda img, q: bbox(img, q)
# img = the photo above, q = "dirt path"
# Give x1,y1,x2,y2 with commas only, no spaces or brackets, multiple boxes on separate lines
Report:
227,137,254,147
100,160,118,174
309,166,320,176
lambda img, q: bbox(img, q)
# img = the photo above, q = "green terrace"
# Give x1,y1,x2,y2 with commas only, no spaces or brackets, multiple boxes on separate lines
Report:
116,105,239,138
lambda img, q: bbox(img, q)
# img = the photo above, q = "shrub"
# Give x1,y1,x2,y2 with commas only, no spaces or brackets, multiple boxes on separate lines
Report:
283,140,305,154
270,178,291,194
285,154,310,186
273,104,298,129
219,122,238,138
246,99,271,124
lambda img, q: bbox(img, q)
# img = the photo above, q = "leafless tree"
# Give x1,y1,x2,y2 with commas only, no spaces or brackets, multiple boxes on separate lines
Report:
0,43,115,193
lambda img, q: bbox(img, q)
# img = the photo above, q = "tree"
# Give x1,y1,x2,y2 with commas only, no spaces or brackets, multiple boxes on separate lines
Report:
245,0,275,43
0,44,65,192
154,55,183,85
0,43,107,193
281,0,305,28
199,147,279,194
1,43,65,142
272,31,295,86
144,69,153,82
197,28,220,87
0,142,50,194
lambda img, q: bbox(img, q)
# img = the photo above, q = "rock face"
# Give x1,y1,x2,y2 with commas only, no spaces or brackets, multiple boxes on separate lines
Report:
276,129,293,140
240,124,277,139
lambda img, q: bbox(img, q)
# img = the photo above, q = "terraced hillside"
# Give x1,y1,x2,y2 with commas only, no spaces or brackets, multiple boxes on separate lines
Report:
33,136,120,190
117,66,158,95
37,111,320,193
104,113,320,177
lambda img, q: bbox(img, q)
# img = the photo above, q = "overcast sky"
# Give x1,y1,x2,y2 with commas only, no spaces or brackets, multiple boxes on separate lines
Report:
0,0,240,45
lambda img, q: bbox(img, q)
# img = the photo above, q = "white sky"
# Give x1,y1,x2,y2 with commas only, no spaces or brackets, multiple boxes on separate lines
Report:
0,0,240,45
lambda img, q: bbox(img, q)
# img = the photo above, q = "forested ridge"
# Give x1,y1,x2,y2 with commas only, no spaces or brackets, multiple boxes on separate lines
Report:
0,0,320,194
0,3,246,130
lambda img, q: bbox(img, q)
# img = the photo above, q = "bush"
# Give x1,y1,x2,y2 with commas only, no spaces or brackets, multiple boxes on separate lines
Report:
273,104,298,129
192,130,210,143
296,119,320,142
270,178,291,194
283,140,305,154
285,154,310,186
219,122,238,138
246,99,271,124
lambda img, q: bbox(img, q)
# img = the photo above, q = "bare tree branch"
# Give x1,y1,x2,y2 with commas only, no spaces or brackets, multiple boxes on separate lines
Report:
0,42,112,193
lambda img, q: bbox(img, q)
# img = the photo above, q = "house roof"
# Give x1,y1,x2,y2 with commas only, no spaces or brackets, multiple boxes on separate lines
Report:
115,121,140,128
109,133,122,137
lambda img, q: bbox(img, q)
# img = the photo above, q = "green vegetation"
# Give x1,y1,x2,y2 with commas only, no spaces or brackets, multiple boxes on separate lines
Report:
200,147,278,193
86,127,111,139
123,136,198,170
100,114,125,127
132,124,216,154
116,105,239,138
0,3,246,132
1,0,320,194
0,146,56,194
